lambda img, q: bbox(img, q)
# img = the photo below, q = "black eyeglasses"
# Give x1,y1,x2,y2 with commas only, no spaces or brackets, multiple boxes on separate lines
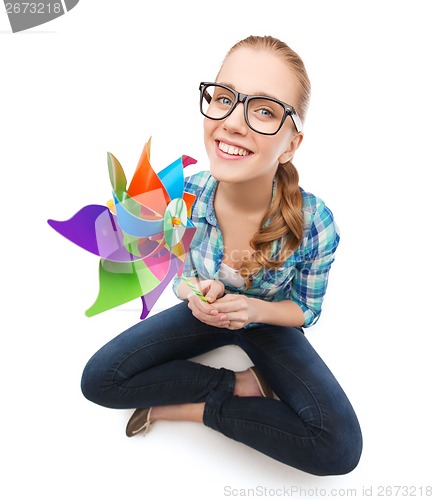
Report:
199,82,303,135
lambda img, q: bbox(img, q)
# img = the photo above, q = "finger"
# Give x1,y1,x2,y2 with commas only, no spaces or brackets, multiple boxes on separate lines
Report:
218,312,239,322
227,321,244,330
188,294,219,315
204,283,225,303
188,298,228,326
213,302,234,314
204,292,219,303
195,311,230,328
214,294,235,302
214,299,244,314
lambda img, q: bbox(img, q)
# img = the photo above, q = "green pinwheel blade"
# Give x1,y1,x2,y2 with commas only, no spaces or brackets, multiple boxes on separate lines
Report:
85,259,160,317
107,152,128,200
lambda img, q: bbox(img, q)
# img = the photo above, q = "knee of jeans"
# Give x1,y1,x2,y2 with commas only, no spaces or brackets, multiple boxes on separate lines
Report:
315,423,363,476
80,356,111,407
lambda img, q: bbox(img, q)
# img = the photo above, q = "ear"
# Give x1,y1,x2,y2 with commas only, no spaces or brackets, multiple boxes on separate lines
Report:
278,133,304,164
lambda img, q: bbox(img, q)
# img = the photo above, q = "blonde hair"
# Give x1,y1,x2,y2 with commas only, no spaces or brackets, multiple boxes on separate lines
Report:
222,35,311,284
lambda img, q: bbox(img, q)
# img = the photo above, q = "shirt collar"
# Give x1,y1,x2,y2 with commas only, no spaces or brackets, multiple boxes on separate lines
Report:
193,174,218,226
195,174,277,227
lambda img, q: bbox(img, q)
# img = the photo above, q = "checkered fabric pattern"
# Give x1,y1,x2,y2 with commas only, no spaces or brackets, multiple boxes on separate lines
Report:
173,171,340,328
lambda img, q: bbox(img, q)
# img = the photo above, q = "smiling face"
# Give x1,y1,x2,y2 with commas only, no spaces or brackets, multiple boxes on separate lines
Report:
204,47,303,185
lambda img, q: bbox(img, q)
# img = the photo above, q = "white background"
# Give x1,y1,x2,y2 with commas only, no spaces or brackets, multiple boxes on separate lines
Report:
1,1,433,499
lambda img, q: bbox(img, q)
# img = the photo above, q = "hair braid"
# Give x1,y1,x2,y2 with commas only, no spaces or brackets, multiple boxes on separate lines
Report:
239,160,303,284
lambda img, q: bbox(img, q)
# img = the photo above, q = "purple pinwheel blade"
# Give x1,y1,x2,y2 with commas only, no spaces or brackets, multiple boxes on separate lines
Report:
140,253,183,319
48,205,137,262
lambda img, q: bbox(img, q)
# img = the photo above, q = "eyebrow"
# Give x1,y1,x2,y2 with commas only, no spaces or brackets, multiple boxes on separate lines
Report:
217,81,281,101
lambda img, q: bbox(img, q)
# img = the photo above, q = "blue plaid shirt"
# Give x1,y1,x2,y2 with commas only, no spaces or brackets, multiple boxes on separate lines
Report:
173,171,340,328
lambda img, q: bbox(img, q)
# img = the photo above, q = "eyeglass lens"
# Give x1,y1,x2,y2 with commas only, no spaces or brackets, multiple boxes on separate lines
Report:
201,84,286,135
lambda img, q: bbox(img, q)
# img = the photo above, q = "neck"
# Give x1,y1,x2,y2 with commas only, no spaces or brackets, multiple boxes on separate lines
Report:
216,174,274,215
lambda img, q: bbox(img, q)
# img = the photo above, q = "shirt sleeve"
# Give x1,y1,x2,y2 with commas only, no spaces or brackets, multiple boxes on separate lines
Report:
172,252,199,299
290,200,340,327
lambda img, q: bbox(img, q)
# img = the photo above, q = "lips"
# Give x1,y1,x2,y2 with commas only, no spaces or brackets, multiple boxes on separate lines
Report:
218,141,252,157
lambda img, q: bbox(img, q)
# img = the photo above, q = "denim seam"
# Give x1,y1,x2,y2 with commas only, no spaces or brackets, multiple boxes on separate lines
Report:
234,333,325,438
111,370,235,397
110,378,214,400
216,414,323,442
107,331,222,388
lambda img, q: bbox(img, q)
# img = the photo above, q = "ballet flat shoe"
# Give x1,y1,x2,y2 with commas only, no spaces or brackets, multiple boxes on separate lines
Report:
126,407,152,437
249,367,274,398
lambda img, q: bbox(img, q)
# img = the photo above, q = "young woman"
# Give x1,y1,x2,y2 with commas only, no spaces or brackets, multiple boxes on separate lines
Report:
81,35,362,476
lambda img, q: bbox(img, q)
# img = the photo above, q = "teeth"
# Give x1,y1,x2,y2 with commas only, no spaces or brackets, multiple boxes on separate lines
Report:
219,142,250,156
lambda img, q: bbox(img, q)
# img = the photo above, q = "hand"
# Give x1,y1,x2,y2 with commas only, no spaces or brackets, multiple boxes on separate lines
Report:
213,294,256,330
187,280,229,328
200,279,226,303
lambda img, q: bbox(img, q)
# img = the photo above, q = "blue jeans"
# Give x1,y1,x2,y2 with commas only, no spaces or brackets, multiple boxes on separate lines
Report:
81,302,362,476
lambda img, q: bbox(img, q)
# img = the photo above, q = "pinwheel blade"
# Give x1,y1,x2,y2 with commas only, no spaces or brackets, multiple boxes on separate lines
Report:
85,259,161,317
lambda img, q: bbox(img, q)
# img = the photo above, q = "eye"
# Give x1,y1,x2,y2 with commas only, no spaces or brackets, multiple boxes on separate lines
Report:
257,107,274,117
215,94,233,107
251,105,276,120
248,98,284,122
220,97,232,105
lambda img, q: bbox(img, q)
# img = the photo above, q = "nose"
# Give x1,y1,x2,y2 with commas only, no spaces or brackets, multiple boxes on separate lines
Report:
222,102,248,134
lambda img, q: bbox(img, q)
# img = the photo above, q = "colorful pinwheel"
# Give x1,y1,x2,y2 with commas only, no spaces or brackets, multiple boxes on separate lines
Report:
48,138,197,320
